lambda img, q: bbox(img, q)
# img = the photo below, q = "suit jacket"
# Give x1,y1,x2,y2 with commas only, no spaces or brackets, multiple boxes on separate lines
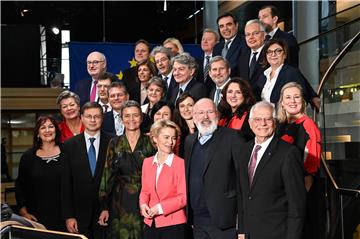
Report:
123,67,141,103
184,127,244,229
139,154,187,228
237,136,306,239
236,47,266,87
61,132,112,231
161,73,178,101
195,56,215,92
253,64,312,104
213,34,247,76
273,29,299,67
74,78,92,107
169,78,208,104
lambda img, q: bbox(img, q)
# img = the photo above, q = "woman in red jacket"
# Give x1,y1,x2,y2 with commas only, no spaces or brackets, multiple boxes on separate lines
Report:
140,119,186,239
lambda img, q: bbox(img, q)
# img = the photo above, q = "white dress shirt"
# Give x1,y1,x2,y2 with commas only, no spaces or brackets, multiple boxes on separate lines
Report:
261,64,284,103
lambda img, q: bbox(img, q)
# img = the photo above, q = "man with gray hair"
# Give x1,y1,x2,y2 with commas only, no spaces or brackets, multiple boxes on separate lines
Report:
237,101,306,239
184,98,244,239
236,19,266,87
169,52,208,104
196,28,219,92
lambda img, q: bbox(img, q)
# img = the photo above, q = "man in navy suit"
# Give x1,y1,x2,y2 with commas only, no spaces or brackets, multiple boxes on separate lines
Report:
258,5,321,111
213,13,247,76
62,102,112,239
236,19,267,87
196,28,219,92
74,51,107,107
168,53,208,104
152,46,178,100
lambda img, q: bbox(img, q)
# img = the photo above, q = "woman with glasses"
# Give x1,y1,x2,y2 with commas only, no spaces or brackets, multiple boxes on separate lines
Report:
253,39,312,105
15,115,66,231
98,100,155,239
56,91,84,143
218,77,256,141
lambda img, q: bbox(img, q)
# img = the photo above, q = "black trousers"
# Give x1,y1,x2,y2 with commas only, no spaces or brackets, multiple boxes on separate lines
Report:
144,221,185,239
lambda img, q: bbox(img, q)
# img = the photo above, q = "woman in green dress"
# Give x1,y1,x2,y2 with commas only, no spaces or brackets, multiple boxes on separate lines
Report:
98,100,155,239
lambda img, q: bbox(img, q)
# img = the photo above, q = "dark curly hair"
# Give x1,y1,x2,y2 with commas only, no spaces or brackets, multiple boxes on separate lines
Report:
33,115,61,150
218,77,256,119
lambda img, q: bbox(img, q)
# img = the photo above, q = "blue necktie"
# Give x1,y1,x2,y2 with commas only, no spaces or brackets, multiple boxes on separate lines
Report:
88,137,96,176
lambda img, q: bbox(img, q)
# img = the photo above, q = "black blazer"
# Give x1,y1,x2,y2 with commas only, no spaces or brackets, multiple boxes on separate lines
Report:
236,136,306,239
169,78,208,104
101,110,117,137
236,47,266,87
161,73,178,101
74,78,92,107
184,127,245,229
61,132,112,231
195,56,215,92
273,29,299,67
213,34,247,76
253,64,312,104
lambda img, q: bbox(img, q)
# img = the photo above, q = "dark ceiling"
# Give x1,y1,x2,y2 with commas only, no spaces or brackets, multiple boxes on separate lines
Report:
1,1,204,44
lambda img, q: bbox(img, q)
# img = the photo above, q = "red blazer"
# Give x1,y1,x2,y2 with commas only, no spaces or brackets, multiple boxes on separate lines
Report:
139,154,187,228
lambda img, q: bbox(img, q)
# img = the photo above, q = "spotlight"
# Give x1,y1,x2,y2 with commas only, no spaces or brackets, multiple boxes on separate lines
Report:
52,27,60,35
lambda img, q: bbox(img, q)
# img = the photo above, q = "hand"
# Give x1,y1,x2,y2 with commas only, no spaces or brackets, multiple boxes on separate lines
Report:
149,205,160,218
140,204,151,219
19,207,38,221
238,234,246,239
98,210,109,226
66,218,79,233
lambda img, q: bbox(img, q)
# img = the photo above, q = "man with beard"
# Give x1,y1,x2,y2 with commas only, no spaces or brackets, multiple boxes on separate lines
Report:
184,98,244,239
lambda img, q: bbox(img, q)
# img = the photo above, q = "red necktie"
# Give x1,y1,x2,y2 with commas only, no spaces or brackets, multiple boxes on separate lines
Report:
90,80,98,102
248,145,261,186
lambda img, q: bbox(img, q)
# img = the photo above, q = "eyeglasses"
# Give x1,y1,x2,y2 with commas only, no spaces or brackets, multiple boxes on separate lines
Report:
83,114,102,120
266,48,283,56
251,117,274,124
86,60,104,66
245,31,264,38
155,57,169,65
194,110,216,117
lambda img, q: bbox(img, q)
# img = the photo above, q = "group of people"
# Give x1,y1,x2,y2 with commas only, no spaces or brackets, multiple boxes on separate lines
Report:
15,5,322,239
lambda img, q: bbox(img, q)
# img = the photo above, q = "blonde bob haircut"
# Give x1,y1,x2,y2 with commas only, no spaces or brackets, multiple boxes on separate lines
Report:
149,119,180,147
277,82,307,123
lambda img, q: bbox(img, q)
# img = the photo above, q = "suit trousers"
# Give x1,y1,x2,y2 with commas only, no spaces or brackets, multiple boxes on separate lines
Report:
144,222,186,239
193,223,236,239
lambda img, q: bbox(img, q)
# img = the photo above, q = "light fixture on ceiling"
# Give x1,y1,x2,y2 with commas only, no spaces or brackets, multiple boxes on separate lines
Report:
20,9,29,17
52,27,60,35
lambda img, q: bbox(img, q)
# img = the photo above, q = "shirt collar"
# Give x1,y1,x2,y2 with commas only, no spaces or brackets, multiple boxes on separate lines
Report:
255,134,274,149
268,27,279,38
251,44,265,55
179,78,192,89
217,77,231,89
264,64,284,78
152,153,174,167
84,131,100,142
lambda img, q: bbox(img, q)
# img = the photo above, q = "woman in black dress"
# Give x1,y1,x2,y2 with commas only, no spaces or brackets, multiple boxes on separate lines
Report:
15,115,65,231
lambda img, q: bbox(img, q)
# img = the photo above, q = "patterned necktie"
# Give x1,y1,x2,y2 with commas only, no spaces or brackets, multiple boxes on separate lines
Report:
88,137,96,176
214,88,221,106
248,145,261,186
115,114,124,136
204,55,211,82
222,40,232,58
90,80,98,102
249,52,258,78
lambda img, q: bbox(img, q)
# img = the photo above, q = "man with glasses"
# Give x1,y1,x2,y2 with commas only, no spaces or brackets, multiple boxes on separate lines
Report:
236,19,267,87
237,101,306,239
62,102,112,239
152,46,178,100
97,72,117,113
75,51,107,107
184,98,244,239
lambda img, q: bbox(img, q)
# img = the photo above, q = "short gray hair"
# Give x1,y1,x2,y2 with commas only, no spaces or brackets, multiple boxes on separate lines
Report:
171,52,197,70
151,46,172,60
203,28,220,42
245,19,266,32
56,90,80,106
249,101,276,119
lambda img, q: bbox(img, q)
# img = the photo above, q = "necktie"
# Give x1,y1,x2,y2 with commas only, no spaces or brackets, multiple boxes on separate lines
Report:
203,56,211,82
163,76,169,87
248,145,261,186
214,88,221,106
265,34,271,42
103,104,108,113
249,52,258,78
115,114,124,136
88,137,96,176
90,80,98,102
222,40,232,58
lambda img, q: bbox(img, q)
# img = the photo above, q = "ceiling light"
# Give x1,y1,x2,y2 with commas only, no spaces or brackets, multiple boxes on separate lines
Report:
52,27,60,35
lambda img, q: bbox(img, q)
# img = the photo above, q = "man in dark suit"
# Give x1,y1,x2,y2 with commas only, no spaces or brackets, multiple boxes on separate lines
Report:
185,98,244,239
152,46,178,100
208,56,231,106
101,81,129,136
169,53,208,104
213,13,247,76
237,101,306,239
74,51,107,107
97,72,117,113
196,28,219,92
62,102,112,239
236,19,266,87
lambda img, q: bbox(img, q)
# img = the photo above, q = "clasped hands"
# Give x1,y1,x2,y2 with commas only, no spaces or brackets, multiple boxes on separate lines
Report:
140,204,159,219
